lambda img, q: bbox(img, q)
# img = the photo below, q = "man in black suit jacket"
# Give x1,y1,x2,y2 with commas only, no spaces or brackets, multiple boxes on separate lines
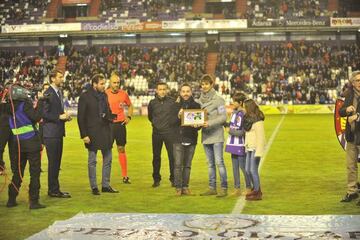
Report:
0,101,13,176
42,70,72,198
77,74,118,195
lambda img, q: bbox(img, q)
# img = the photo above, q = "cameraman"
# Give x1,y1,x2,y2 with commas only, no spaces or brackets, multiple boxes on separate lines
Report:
6,85,46,209
339,70,360,205
77,74,118,195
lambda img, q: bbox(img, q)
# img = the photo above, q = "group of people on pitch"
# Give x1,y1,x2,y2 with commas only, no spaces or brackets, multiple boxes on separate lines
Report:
5,70,360,209
148,74,266,200
0,71,134,209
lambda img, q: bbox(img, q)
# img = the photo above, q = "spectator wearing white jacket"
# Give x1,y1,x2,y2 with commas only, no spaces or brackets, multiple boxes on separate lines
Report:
243,99,265,201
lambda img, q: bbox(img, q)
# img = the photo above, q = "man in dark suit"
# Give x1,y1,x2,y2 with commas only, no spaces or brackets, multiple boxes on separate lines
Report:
0,100,12,176
42,70,72,198
77,74,118,195
0,82,14,176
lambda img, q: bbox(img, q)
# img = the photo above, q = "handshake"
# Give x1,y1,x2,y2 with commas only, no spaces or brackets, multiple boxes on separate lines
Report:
59,112,72,121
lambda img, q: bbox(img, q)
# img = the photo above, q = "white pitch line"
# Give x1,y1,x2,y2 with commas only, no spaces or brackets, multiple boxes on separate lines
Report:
231,114,286,214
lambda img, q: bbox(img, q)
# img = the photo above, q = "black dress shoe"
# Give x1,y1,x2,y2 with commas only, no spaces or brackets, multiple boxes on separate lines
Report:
340,193,359,202
92,188,100,195
152,181,160,188
30,202,46,209
6,200,18,208
48,192,71,198
101,186,119,193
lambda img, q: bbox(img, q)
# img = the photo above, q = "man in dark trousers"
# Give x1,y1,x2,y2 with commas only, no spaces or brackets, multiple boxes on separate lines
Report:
148,82,180,188
77,74,118,195
42,70,72,198
173,83,201,196
0,94,12,176
7,85,46,209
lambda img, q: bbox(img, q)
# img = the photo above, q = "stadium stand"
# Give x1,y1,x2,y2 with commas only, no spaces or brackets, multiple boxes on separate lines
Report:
0,0,359,107
0,49,56,92
244,0,333,19
0,0,350,25
1,40,359,106
64,44,206,96
216,41,360,104
100,0,193,23
0,0,49,26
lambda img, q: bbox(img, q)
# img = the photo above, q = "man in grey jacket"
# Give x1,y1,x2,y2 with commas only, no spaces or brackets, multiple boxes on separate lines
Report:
197,74,228,197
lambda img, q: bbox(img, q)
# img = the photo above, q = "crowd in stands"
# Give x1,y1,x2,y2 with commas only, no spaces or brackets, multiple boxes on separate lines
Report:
101,0,192,22
0,0,356,26
0,49,56,90
101,0,351,21
243,0,342,19
64,44,205,99
0,0,49,26
216,42,360,104
0,41,359,106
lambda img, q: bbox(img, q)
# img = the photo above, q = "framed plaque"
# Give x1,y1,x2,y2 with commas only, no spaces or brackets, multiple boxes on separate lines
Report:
181,109,207,126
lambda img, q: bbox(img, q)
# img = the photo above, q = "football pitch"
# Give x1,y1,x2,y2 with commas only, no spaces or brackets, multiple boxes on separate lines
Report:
0,114,359,240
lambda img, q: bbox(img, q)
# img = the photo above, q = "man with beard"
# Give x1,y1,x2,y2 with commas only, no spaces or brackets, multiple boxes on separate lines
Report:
78,74,118,195
42,70,72,198
173,83,201,196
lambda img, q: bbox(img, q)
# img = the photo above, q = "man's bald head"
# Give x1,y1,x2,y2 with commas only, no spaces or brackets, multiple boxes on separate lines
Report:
110,74,120,92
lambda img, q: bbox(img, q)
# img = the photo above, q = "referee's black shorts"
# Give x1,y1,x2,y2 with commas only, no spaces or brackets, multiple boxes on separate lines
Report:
111,122,127,146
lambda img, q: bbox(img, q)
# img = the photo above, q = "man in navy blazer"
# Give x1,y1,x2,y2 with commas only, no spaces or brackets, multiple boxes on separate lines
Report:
42,70,72,198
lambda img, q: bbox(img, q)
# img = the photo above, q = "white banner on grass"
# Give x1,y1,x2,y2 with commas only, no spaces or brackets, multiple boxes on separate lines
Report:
27,213,360,240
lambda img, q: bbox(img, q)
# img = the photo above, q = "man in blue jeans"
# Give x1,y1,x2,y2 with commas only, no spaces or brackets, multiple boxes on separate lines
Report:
197,75,228,197
173,83,201,196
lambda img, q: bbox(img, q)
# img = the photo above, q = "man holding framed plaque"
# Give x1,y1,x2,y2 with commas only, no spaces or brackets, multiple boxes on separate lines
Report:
174,83,202,196
197,74,228,198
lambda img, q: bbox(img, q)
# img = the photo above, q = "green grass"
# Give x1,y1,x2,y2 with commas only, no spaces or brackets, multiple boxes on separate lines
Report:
0,115,359,239
243,115,360,215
